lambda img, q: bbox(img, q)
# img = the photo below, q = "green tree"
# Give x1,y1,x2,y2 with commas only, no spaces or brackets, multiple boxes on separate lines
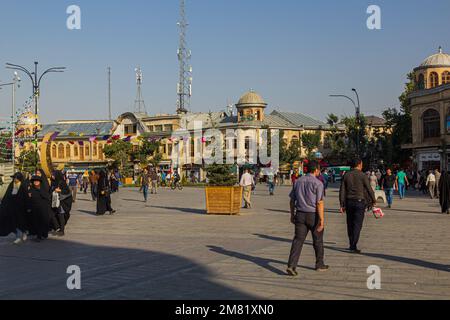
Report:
206,163,237,186
131,135,162,166
17,149,39,173
103,139,133,169
379,72,414,166
0,133,12,163
301,132,321,158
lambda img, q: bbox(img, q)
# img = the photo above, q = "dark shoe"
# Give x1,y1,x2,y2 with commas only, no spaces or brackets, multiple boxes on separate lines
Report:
110,210,116,215
316,265,330,272
350,249,362,254
286,268,298,277
56,231,65,237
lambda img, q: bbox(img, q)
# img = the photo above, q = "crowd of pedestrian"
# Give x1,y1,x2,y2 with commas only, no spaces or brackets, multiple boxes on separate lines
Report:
286,159,450,277
0,169,73,244
0,167,120,245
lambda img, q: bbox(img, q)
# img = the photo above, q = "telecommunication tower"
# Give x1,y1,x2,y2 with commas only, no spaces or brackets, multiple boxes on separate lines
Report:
176,0,192,114
134,67,147,115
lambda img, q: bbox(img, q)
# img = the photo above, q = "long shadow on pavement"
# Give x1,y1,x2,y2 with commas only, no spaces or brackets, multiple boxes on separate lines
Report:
253,234,450,273
0,239,257,300
207,245,316,275
150,205,206,215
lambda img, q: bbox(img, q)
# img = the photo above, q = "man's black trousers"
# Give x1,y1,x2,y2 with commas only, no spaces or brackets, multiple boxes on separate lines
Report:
288,212,325,269
345,199,366,251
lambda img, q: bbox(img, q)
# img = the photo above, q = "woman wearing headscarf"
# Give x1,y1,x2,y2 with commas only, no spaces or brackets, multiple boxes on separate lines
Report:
50,170,73,236
28,174,51,242
0,172,28,244
438,171,450,214
97,169,116,216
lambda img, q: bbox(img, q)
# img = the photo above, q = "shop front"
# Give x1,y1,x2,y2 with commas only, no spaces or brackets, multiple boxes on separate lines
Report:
417,151,441,171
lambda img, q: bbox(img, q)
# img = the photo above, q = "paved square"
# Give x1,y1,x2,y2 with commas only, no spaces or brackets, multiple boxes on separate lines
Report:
1,185,449,300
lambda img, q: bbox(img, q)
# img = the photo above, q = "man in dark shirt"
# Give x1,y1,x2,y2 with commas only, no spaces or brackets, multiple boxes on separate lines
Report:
287,161,329,277
381,168,397,209
339,158,376,254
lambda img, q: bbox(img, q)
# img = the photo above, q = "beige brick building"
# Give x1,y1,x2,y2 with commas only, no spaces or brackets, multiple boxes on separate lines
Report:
403,47,450,171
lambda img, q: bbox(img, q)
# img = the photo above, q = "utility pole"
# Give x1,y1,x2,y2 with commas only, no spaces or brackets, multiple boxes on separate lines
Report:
352,88,362,159
176,0,192,114
6,62,65,169
108,67,112,120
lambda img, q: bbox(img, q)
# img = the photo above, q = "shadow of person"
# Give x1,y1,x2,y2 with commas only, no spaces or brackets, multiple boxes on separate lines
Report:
0,239,257,300
77,210,98,217
252,234,450,273
150,205,205,215
207,245,316,275
207,246,289,275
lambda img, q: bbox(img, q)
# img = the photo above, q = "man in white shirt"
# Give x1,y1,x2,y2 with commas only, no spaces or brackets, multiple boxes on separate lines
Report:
426,171,437,199
240,169,255,209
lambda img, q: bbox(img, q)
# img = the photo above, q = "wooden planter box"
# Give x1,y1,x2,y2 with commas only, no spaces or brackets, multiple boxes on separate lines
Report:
122,177,134,185
205,186,243,215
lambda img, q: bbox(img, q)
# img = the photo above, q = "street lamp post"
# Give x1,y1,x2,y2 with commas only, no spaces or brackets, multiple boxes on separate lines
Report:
0,72,21,171
352,88,362,158
329,90,362,157
5,62,65,169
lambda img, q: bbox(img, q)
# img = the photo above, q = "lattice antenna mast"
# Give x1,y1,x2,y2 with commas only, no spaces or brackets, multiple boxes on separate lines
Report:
134,67,147,114
176,0,192,114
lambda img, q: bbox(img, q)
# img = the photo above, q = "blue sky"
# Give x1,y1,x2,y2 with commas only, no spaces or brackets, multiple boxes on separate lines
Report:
0,0,449,123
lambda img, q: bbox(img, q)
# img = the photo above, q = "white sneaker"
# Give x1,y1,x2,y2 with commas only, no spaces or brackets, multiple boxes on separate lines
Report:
13,238,23,245
21,233,28,242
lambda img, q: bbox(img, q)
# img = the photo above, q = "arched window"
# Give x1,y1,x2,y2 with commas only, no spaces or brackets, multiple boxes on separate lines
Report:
442,71,450,85
74,145,78,157
423,109,441,139
98,144,104,160
93,144,98,157
52,144,57,158
291,136,300,145
66,145,71,158
417,74,425,90
58,144,64,159
85,145,90,157
430,72,439,88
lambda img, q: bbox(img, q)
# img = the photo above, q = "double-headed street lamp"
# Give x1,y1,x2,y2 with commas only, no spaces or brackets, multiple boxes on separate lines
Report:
5,62,65,168
329,88,362,158
0,72,21,170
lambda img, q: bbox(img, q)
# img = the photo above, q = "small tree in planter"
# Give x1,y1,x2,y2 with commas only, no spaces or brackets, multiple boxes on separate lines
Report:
205,164,242,215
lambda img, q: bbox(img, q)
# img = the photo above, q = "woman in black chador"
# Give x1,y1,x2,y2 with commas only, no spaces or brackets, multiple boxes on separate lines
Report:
0,172,29,244
50,170,73,236
439,171,450,214
28,174,52,242
96,170,116,216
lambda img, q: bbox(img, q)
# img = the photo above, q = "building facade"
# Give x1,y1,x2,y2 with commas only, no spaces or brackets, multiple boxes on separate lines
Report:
404,47,450,171
16,91,338,177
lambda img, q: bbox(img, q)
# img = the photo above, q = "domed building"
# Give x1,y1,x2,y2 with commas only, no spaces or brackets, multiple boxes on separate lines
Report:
414,47,450,90
406,47,450,171
236,90,267,122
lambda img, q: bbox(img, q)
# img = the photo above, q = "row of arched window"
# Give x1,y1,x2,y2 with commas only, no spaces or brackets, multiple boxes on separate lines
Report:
417,71,450,89
51,143,104,160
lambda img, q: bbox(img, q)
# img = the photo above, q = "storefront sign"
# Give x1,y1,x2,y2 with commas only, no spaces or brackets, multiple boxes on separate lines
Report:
419,153,440,162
